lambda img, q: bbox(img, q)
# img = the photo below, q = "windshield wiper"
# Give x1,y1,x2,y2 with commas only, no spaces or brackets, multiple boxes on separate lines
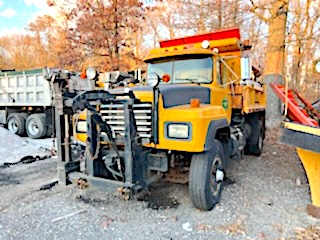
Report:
175,78,200,85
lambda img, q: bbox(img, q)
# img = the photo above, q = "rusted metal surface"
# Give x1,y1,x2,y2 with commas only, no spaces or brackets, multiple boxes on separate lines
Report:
76,178,89,189
307,204,320,219
294,91,320,122
166,167,189,184
117,187,131,201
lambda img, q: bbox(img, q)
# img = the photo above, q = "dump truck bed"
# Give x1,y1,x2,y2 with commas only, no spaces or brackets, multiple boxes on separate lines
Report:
0,68,52,107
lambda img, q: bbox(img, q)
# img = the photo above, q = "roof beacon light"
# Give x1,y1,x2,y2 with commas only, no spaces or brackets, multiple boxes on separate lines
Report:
201,40,210,49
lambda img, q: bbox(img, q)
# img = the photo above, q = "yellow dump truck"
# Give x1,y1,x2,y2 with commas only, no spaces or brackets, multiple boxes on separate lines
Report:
53,28,266,211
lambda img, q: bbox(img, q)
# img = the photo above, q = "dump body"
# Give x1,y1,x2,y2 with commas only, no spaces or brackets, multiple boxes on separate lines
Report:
0,68,77,138
0,69,52,109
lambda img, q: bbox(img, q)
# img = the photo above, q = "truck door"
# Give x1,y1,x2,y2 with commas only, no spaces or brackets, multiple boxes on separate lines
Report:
210,58,232,123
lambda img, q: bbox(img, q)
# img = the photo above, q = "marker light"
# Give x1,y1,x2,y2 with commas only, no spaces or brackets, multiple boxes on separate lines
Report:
80,70,87,79
201,40,210,49
190,98,200,108
162,74,171,82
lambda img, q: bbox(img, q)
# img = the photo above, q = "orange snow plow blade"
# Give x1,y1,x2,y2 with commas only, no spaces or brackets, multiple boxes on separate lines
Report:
271,83,320,217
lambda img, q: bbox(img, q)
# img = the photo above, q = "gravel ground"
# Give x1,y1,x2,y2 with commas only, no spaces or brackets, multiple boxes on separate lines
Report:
0,129,319,240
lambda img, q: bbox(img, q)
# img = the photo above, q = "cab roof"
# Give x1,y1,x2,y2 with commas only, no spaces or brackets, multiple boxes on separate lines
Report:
144,28,244,62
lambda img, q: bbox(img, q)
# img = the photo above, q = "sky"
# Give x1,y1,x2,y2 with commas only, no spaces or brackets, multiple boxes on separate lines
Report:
0,0,51,36
0,0,153,36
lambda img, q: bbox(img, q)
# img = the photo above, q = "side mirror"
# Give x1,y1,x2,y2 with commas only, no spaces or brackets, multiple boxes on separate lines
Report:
241,57,252,80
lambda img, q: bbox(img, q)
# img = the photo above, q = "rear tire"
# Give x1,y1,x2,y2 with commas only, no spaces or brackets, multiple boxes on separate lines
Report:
46,123,53,137
7,113,26,135
246,120,264,156
26,113,47,139
189,140,225,211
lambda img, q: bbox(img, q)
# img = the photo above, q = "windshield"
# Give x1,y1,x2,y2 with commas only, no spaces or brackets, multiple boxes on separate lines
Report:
147,56,213,84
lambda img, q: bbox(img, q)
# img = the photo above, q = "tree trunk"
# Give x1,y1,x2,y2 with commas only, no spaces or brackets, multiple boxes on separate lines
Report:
264,0,288,129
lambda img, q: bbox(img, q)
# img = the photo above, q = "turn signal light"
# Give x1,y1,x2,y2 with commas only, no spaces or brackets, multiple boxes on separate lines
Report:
162,74,171,82
190,98,200,108
80,70,87,79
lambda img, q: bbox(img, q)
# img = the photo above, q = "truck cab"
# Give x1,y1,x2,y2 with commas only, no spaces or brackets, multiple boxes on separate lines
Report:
127,28,266,154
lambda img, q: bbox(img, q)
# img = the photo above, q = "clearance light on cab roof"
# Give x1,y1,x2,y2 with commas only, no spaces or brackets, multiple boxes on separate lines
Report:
201,40,210,49
213,48,219,54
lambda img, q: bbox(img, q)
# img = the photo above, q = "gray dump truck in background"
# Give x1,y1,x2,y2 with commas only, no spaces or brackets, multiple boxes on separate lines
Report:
0,68,57,138
0,68,87,139
0,68,144,138
0,68,92,139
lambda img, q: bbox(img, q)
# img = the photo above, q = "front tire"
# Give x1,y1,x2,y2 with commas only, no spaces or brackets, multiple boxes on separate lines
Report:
189,140,225,211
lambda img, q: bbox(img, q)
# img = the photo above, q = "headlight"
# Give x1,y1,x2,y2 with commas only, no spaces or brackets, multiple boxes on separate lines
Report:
86,67,98,80
147,72,160,87
166,123,190,139
77,121,87,132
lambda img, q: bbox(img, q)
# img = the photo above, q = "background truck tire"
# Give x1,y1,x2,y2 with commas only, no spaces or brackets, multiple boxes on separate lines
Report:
45,109,54,137
26,113,47,139
46,123,53,137
189,140,225,211
7,113,26,135
245,120,264,156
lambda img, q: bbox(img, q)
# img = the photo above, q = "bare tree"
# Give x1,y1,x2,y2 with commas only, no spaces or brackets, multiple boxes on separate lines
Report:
285,0,320,101
0,34,39,70
49,0,145,72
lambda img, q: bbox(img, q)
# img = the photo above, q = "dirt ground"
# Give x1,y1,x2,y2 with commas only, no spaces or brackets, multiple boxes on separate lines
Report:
0,129,319,240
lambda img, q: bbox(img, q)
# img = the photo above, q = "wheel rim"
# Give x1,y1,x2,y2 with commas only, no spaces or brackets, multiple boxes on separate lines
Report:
28,119,40,136
8,119,18,133
210,156,223,196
